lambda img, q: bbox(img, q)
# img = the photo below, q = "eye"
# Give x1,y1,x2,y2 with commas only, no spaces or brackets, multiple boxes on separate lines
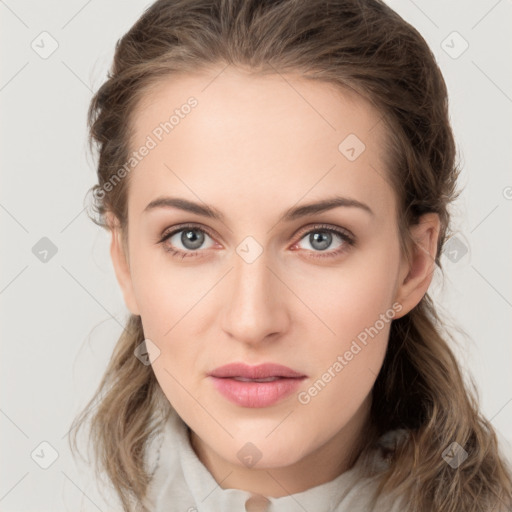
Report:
158,224,216,259
292,224,355,259
158,223,355,261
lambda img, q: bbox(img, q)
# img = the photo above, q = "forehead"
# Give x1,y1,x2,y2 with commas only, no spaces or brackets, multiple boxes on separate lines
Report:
127,66,394,220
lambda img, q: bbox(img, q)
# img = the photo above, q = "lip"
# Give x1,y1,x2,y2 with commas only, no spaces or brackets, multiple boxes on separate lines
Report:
208,362,306,379
209,376,305,408
208,363,307,408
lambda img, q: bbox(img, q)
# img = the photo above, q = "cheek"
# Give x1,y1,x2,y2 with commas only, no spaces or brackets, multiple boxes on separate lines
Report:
296,269,395,424
292,244,399,398
296,249,399,340
129,245,210,336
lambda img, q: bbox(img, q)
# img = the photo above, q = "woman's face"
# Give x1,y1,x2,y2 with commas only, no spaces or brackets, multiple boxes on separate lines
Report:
110,66,432,478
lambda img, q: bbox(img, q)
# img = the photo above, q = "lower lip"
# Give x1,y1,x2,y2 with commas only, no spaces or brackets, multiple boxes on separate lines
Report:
209,376,305,408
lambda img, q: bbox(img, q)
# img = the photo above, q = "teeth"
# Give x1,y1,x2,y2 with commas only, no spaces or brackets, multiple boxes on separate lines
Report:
232,377,281,382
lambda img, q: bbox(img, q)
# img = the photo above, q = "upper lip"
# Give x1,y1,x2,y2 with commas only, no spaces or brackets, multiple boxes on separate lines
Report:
209,363,306,379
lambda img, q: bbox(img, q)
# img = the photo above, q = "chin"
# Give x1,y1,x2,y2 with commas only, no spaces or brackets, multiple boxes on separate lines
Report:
225,433,310,470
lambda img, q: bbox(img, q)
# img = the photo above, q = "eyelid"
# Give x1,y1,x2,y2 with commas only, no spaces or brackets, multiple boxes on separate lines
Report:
294,223,355,243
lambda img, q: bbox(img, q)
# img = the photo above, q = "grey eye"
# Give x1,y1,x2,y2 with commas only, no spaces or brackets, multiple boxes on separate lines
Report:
169,228,214,251
298,230,345,252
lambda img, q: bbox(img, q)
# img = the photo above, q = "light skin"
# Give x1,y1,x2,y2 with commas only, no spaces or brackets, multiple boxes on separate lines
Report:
108,66,440,497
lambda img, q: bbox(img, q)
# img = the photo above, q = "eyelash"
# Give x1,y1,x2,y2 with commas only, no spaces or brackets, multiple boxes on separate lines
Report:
157,223,355,261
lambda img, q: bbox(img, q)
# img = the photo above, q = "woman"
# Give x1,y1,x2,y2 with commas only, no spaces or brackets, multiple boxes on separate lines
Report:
69,0,512,510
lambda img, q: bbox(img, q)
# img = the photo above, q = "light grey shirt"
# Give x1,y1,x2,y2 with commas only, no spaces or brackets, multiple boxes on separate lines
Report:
142,408,406,512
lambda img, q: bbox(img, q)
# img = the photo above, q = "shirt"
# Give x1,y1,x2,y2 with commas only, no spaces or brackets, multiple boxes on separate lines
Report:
142,407,407,512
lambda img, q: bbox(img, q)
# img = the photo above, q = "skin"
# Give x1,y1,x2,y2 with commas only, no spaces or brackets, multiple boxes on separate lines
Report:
108,66,440,497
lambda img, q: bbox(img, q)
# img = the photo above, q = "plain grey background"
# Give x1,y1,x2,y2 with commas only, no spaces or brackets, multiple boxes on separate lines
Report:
1,0,511,510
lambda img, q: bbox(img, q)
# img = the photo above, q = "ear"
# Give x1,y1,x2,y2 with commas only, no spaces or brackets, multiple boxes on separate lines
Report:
106,212,140,316
393,213,440,319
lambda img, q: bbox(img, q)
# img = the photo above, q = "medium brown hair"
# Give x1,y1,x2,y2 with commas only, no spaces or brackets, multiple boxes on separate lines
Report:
69,1,512,511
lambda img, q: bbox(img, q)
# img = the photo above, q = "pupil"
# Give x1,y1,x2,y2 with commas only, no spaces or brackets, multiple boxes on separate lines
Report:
310,231,331,251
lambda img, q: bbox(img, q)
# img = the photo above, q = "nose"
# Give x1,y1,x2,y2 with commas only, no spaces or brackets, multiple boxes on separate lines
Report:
220,250,290,347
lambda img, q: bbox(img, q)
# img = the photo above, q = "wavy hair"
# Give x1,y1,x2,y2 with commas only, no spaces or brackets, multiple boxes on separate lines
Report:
69,1,512,510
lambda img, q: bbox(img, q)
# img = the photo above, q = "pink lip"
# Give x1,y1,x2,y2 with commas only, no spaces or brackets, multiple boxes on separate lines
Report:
208,363,307,408
209,376,305,408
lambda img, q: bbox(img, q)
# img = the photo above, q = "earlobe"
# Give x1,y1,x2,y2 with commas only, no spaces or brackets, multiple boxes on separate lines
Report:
106,213,140,316
394,213,440,318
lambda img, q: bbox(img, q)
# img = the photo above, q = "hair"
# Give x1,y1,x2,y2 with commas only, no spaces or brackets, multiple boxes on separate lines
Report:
69,1,512,511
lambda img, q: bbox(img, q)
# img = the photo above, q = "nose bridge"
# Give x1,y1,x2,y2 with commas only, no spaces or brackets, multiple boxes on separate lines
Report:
221,247,287,344
232,251,271,306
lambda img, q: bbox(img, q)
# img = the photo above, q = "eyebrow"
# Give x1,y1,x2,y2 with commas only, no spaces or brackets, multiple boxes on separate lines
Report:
143,195,374,222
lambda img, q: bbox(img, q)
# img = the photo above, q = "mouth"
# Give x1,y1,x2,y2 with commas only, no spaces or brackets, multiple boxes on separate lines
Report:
208,363,307,408
227,376,285,382
208,362,307,380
